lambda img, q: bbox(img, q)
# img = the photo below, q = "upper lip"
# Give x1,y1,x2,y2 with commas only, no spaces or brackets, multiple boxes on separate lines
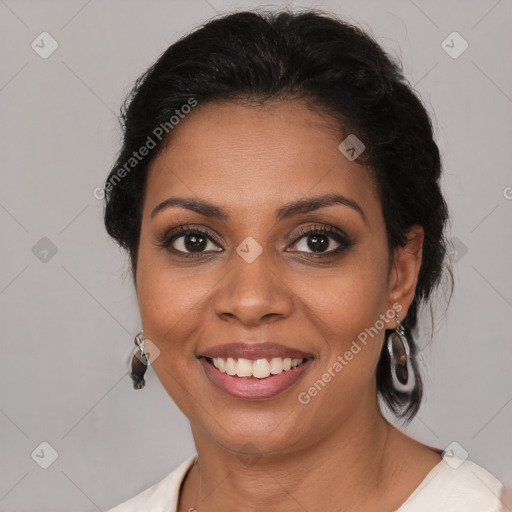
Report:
200,342,314,360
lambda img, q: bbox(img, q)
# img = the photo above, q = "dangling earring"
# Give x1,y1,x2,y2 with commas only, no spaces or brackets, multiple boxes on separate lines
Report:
387,313,415,393
130,330,148,389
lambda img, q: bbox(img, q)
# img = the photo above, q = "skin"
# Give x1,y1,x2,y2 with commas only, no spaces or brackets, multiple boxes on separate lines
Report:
135,100,442,512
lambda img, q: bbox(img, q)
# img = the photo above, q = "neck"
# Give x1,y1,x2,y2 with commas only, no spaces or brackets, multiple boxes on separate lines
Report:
179,391,404,512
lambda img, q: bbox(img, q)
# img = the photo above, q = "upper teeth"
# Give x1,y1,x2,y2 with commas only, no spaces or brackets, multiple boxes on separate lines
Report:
211,357,304,379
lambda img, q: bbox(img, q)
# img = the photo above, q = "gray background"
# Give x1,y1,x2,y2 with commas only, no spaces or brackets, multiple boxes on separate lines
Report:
1,0,511,510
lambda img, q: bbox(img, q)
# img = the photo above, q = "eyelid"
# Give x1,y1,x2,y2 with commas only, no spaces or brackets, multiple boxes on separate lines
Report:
291,223,350,242
157,224,224,247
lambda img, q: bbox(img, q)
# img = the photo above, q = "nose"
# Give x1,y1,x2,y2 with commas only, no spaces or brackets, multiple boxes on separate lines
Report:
212,247,294,327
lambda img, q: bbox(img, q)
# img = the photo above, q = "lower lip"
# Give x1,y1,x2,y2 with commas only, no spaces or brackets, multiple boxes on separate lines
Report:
199,357,313,400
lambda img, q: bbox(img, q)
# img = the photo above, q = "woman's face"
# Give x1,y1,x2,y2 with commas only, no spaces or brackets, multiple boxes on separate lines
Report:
136,100,421,456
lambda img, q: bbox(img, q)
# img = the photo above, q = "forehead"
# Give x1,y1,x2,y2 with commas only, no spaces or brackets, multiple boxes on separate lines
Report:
144,100,379,219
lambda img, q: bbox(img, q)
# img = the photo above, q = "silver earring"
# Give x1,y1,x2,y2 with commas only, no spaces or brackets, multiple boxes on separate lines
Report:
130,330,148,389
387,314,415,393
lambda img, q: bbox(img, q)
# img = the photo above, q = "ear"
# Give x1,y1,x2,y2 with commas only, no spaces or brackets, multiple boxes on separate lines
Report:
386,225,424,327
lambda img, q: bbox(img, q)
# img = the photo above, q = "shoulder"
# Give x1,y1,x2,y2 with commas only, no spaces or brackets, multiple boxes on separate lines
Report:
105,454,197,512
397,455,504,512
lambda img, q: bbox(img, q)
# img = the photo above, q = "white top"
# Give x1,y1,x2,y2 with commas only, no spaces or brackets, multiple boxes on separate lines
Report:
106,453,504,512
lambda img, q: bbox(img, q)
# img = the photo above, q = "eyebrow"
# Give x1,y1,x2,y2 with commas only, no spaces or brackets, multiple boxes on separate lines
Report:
150,193,366,224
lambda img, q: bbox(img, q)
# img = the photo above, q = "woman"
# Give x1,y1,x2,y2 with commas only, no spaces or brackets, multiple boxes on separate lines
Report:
103,9,504,512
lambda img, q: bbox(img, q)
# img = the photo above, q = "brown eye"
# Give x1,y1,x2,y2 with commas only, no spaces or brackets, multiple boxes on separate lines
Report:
287,225,354,257
174,232,211,253
293,232,337,253
157,226,223,256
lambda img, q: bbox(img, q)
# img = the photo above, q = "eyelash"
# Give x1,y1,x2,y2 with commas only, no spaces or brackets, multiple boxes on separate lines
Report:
155,223,354,259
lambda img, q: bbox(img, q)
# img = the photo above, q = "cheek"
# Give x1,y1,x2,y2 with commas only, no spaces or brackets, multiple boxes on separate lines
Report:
136,267,206,347
303,246,391,378
136,223,202,322
309,249,390,332
294,266,390,420
135,245,208,415
134,235,204,359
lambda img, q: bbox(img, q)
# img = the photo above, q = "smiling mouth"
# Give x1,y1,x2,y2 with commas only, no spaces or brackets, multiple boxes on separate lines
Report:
201,356,312,379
